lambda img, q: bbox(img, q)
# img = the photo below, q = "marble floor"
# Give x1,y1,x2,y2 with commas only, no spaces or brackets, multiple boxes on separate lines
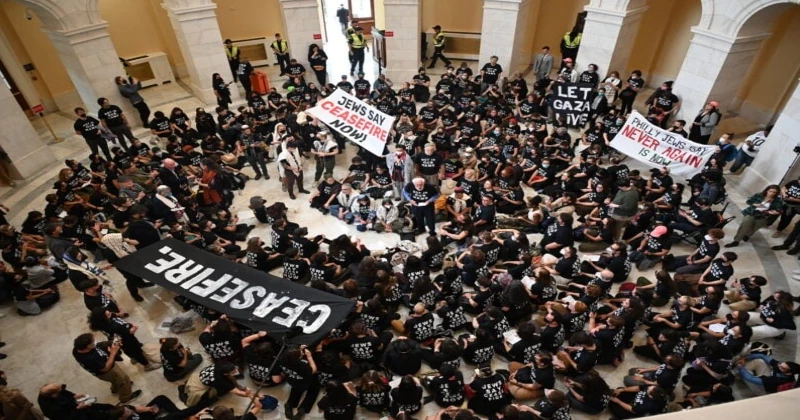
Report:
0,60,796,419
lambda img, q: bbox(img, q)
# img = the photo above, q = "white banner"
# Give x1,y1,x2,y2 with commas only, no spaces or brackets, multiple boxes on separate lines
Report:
610,111,717,177
306,89,395,157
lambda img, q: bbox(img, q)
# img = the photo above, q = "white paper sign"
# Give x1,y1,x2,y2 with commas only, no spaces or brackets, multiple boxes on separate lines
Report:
306,89,396,157
610,111,717,177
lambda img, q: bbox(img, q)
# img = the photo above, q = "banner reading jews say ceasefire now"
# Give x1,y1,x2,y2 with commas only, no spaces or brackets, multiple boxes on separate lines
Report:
307,88,396,157
610,111,717,178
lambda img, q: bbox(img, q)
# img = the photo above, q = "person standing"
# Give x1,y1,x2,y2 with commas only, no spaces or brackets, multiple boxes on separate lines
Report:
312,132,337,184
480,56,503,93
97,97,135,151
279,141,310,200
224,39,240,81
608,180,640,240
730,125,772,174
271,33,290,76
336,4,350,34
533,46,554,81
240,125,269,180
618,70,644,117
74,107,112,161
115,76,150,126
404,178,440,236
348,26,369,76
236,59,254,98
689,101,721,144
72,333,142,404
559,26,582,65
308,44,329,86
428,25,451,69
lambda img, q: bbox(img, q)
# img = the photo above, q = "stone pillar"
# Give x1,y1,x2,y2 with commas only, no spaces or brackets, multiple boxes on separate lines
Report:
674,29,769,122
0,85,57,180
44,23,138,124
739,81,800,194
479,0,528,74
279,0,324,69
384,0,421,83
162,0,239,105
576,0,648,78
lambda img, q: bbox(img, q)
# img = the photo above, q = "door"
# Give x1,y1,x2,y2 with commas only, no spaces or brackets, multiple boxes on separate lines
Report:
348,0,374,35
0,58,31,117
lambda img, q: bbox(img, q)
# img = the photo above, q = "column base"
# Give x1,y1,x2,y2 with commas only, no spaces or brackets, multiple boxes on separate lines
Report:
6,145,57,180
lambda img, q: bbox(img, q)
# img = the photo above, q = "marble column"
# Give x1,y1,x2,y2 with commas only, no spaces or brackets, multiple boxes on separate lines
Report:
279,0,324,69
576,0,648,78
162,0,239,104
739,81,800,194
43,23,138,124
383,0,421,83
0,85,57,180
479,0,529,74
674,29,769,122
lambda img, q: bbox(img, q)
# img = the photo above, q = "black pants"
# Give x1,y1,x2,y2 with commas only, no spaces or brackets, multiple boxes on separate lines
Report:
276,53,290,75
245,149,269,177
777,206,799,231
287,383,319,412
121,334,149,366
240,76,252,98
350,48,365,73
107,252,149,299
413,204,435,234
229,59,239,82
284,170,305,195
147,394,207,420
782,221,800,249
619,95,636,116
85,136,112,161
133,101,150,126
314,68,328,86
429,46,450,67
108,124,134,150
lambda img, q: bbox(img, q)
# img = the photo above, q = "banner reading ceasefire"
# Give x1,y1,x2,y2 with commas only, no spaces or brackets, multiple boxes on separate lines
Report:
307,89,396,157
610,111,717,177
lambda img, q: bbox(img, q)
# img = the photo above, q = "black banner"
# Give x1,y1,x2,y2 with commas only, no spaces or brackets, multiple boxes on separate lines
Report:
552,82,594,127
115,239,354,345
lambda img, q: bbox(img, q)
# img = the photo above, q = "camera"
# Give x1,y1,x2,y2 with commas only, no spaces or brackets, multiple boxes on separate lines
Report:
793,145,800,154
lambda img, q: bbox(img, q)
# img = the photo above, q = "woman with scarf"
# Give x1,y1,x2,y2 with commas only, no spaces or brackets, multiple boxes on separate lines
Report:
386,145,415,202
63,245,112,290
198,158,225,208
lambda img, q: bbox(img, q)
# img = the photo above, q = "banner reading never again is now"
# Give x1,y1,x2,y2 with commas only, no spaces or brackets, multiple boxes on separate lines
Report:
115,239,354,344
610,111,717,178
307,88,396,157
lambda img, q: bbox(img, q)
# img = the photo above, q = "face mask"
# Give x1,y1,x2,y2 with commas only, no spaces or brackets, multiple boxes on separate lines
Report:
560,248,568,256
493,130,500,135
209,224,216,230
384,205,392,209
542,164,550,169
704,234,713,241
605,247,614,254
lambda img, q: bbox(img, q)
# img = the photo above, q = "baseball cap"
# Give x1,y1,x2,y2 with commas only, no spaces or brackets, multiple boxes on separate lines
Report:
651,226,668,238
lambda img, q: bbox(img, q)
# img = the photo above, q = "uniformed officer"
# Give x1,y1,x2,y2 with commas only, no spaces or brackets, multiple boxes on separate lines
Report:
428,25,451,69
271,33,290,76
348,26,369,76
224,39,240,81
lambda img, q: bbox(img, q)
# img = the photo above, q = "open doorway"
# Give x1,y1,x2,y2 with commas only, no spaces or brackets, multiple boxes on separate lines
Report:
319,0,379,80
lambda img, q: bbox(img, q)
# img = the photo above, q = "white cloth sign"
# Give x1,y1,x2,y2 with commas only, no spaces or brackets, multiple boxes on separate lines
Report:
610,111,717,177
306,89,395,157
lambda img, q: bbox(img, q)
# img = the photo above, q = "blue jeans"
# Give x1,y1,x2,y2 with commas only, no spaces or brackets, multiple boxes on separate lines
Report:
730,149,755,173
328,204,353,222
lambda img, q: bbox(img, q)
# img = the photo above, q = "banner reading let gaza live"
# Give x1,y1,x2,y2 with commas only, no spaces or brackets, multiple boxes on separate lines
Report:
115,239,354,344
307,89,396,157
610,111,717,177
552,82,594,127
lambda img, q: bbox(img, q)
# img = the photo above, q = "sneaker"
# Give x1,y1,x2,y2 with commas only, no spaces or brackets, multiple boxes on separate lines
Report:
285,406,295,419
144,363,162,372
0,342,5,348
119,390,142,404
0,353,6,360
772,244,789,250
776,332,787,340
789,248,800,255
132,294,144,302
724,241,739,248
255,174,262,180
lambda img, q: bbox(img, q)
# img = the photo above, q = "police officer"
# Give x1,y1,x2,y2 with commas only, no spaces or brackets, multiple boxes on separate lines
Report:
271,33,290,76
349,26,369,76
224,39,240,81
240,125,269,180
428,25,451,69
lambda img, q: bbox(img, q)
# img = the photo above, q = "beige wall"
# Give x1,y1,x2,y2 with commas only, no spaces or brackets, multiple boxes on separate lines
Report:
0,3,55,106
374,0,385,30
213,0,286,41
738,7,800,116
0,0,75,100
528,0,588,63
626,0,700,86
421,0,483,33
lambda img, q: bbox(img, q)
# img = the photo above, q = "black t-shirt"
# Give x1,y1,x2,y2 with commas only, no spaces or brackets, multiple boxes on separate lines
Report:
244,346,275,383
404,313,435,342
283,258,309,282
414,153,443,175
481,63,503,84
160,346,187,374
73,346,110,376
74,117,102,138
391,386,423,414
149,117,171,136
98,105,125,127
404,183,438,203
199,331,241,360
429,373,465,407
357,386,390,411
631,386,666,415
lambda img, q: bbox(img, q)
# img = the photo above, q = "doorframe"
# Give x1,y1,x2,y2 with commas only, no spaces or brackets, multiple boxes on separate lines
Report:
0,27,45,115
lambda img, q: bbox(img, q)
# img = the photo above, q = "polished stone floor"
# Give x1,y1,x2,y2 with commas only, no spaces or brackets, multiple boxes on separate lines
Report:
0,54,797,420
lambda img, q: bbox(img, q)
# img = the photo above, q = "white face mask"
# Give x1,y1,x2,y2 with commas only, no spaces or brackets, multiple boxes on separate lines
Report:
704,235,714,241
560,248,568,256
604,247,614,254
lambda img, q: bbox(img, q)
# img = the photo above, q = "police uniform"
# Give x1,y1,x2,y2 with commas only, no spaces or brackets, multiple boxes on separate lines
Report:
271,38,290,75
349,28,367,75
428,29,451,68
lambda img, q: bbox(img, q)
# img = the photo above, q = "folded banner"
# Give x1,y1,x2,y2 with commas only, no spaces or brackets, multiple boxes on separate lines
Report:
115,239,354,344
552,82,594,127
306,88,395,157
610,111,717,177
